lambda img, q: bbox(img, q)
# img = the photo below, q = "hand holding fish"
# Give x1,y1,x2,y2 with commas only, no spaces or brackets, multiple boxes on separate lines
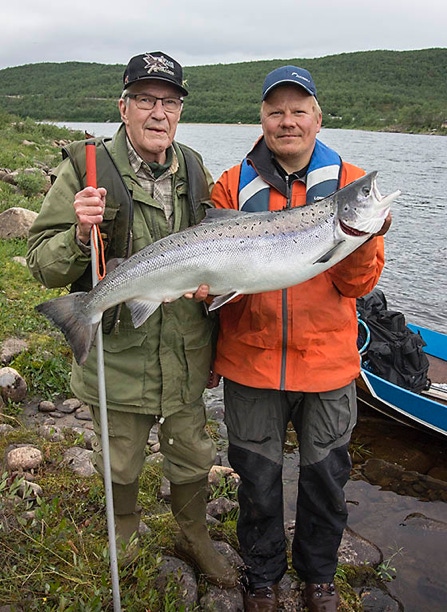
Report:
74,186,107,244
374,211,392,236
184,284,210,301
207,370,222,389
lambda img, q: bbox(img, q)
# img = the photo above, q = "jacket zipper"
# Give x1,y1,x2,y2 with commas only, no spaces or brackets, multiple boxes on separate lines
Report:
279,176,292,390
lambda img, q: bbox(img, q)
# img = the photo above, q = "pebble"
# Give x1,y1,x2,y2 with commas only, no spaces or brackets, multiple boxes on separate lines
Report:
38,400,55,413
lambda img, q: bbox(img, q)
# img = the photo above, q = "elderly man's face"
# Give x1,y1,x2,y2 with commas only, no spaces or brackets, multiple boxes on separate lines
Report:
119,80,183,164
261,84,322,173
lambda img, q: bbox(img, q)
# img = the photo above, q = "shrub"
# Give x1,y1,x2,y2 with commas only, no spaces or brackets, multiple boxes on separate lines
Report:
15,170,47,197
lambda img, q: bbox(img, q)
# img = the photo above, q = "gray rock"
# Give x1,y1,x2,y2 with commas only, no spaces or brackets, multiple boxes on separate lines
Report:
339,526,383,567
155,555,198,610
0,367,27,402
16,480,43,500
207,496,238,521
0,424,14,434
12,256,27,267
214,540,244,569
63,447,96,477
59,398,82,413
400,512,447,532
0,207,38,239
36,424,65,442
0,338,28,364
38,400,56,413
159,475,171,500
199,584,244,611
74,408,92,421
69,427,96,449
287,522,382,569
359,586,402,611
145,450,163,467
363,457,447,501
49,411,66,419
6,445,43,471
208,464,236,487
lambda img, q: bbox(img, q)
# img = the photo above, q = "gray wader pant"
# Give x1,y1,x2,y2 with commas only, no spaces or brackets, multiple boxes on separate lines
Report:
223,379,357,589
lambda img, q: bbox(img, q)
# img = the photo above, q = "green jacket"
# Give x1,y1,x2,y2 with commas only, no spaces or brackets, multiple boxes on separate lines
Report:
27,124,215,416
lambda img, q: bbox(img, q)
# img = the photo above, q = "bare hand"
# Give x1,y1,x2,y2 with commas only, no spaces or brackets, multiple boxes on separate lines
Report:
374,211,392,236
74,186,107,244
184,284,210,301
206,370,221,389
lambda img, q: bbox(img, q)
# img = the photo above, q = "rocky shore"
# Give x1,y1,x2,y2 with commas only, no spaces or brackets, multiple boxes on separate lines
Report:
1,377,406,611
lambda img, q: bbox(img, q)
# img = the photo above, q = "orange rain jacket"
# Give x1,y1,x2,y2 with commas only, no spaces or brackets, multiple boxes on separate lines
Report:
211,139,386,393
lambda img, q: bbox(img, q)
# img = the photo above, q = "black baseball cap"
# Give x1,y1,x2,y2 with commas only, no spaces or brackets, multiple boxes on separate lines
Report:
123,52,188,96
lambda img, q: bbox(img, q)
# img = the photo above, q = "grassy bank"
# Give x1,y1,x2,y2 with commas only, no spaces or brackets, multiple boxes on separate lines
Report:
0,110,83,400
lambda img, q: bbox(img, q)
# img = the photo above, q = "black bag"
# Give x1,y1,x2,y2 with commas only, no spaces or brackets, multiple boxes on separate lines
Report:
357,289,430,393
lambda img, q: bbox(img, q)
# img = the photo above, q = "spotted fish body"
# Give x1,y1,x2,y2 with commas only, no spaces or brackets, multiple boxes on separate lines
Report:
36,171,399,365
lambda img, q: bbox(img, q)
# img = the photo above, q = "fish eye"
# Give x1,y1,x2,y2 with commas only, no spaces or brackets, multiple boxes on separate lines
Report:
362,186,371,196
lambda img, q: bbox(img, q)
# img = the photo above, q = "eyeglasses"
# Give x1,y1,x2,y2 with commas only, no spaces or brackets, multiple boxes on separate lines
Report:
126,93,183,112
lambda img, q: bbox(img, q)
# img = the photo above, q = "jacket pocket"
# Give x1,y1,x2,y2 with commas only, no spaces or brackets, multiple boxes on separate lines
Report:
312,386,357,448
223,382,274,444
79,331,148,407
181,326,213,405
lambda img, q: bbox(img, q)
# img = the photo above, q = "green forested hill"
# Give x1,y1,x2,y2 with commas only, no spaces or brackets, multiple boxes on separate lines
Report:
0,49,445,133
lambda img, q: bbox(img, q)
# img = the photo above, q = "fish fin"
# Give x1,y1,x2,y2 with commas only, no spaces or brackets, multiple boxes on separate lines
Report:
313,241,345,264
201,208,247,223
106,258,126,273
208,292,240,311
36,293,99,366
126,299,160,327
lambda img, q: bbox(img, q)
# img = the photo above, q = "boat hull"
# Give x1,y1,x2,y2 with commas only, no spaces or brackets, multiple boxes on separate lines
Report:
357,323,447,439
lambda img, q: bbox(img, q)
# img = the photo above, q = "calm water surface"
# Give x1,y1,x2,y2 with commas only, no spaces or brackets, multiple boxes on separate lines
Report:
58,122,447,611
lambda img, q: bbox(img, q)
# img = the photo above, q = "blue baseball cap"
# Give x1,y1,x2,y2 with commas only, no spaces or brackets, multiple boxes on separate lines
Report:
262,66,317,100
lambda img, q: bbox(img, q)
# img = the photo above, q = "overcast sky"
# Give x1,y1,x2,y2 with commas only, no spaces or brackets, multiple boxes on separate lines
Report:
2,0,445,71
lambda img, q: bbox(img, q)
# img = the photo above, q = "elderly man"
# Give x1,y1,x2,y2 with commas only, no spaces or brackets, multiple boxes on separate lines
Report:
27,52,238,588
208,65,392,610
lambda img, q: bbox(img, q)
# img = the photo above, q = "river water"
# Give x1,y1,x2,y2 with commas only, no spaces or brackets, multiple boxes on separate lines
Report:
56,122,447,611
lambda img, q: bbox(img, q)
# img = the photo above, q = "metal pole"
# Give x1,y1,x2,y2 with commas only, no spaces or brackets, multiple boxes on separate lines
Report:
86,142,122,611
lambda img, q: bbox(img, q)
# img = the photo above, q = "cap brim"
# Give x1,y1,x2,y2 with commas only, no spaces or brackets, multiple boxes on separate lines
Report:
263,80,314,100
125,75,188,97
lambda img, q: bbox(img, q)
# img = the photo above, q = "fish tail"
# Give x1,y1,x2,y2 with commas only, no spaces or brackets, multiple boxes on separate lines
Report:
36,292,99,366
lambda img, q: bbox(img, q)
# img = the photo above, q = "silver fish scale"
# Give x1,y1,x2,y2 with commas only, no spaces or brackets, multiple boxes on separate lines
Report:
83,202,337,317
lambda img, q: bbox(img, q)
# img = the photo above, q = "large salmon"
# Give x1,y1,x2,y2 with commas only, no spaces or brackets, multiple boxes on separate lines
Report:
36,171,399,365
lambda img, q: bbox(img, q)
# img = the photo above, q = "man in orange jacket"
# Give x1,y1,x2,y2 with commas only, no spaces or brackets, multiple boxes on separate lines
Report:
207,66,392,611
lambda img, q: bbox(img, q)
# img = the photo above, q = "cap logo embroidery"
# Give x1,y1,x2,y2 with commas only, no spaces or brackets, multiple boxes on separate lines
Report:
143,53,175,77
292,72,311,84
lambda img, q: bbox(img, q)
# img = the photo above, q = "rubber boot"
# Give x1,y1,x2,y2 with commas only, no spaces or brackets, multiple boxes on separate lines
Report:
170,477,239,588
112,480,141,566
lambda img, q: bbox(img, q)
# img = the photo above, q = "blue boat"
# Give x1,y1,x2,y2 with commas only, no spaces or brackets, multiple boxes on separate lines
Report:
356,323,447,439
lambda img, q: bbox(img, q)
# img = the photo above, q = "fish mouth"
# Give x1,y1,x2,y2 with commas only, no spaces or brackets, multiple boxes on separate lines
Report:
339,220,369,237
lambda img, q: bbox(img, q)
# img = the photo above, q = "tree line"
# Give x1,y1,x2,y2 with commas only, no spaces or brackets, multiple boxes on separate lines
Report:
0,49,445,134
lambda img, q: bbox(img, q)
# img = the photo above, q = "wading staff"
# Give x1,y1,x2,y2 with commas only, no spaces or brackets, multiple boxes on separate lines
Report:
85,140,122,611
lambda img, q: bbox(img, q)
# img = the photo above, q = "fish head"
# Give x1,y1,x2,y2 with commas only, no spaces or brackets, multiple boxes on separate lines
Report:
335,171,400,238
